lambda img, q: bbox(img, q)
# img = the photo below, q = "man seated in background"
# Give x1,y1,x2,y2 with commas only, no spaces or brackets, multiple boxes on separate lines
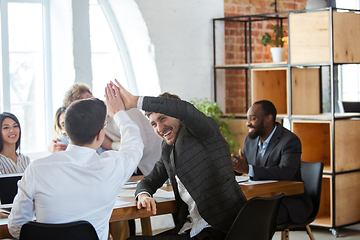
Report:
8,84,144,240
111,80,247,240
232,100,313,224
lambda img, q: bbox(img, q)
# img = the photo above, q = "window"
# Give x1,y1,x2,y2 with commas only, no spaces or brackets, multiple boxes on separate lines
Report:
336,0,360,102
1,0,52,153
89,0,128,100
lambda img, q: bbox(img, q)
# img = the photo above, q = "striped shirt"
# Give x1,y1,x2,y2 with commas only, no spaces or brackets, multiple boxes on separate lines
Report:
0,153,31,174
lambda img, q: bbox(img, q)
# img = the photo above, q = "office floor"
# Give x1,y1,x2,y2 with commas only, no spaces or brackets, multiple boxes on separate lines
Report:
151,223,360,239
272,223,360,239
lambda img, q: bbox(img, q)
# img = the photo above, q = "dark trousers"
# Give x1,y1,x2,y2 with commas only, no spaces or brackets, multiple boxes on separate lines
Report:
277,203,291,224
126,227,227,240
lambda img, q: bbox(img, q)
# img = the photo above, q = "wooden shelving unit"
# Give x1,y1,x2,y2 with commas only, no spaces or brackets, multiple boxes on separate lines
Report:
213,7,360,237
292,120,332,173
252,67,288,116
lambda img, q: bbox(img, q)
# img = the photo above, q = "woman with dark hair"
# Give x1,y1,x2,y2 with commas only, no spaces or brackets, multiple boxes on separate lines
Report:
0,112,30,174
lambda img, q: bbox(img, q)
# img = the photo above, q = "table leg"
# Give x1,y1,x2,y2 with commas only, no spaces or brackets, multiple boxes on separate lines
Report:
110,220,129,240
140,217,152,236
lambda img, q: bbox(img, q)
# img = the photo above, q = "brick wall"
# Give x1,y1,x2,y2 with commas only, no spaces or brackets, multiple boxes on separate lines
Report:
223,0,307,113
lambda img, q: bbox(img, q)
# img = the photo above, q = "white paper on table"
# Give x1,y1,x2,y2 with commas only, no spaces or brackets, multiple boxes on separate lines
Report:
153,189,175,199
122,183,138,189
118,188,136,197
235,175,250,183
239,180,277,185
114,200,132,208
118,186,175,199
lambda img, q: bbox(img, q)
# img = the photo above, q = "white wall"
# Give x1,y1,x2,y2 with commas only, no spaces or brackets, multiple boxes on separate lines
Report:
49,0,225,105
135,0,224,102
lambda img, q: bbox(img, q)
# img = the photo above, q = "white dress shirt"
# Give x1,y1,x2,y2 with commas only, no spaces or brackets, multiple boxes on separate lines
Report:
8,111,144,240
176,176,210,237
104,108,162,175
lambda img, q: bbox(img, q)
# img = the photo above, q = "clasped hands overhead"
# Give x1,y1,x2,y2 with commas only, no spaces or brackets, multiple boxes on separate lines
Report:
105,79,139,117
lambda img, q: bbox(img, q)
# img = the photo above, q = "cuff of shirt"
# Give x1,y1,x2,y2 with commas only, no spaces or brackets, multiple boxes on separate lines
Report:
111,142,121,151
248,165,254,177
135,191,151,200
137,96,144,109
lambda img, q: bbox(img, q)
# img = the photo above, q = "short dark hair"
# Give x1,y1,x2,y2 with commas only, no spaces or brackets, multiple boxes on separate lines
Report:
65,98,106,145
0,112,21,153
253,100,277,123
145,92,181,118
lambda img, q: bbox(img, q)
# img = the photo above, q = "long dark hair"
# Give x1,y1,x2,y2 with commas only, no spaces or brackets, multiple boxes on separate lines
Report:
0,112,21,153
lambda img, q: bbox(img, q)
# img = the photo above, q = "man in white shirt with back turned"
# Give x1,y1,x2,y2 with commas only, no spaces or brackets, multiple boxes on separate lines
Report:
8,83,144,240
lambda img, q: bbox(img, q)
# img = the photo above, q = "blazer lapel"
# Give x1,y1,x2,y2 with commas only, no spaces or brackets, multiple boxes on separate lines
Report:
248,137,260,165
261,123,284,166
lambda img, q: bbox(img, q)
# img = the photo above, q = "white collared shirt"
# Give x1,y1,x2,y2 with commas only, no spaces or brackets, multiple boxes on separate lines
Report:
8,111,144,240
104,108,162,176
176,176,210,237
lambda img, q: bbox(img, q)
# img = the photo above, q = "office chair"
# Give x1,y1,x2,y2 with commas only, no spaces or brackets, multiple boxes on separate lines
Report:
225,192,285,240
277,161,324,240
19,220,99,240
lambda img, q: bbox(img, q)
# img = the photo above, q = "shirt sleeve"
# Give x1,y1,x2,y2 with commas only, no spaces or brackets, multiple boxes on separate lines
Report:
8,167,35,238
137,96,144,109
111,141,121,151
106,110,144,180
248,165,254,177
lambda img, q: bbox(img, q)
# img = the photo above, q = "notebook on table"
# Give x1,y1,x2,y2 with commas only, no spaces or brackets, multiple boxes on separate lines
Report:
0,173,23,212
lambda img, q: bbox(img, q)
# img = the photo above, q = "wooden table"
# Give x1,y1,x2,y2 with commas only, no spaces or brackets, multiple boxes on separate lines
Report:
111,180,304,221
0,180,303,239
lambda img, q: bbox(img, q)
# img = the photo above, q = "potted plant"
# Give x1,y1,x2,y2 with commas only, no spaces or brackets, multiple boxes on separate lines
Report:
261,24,286,62
190,98,239,155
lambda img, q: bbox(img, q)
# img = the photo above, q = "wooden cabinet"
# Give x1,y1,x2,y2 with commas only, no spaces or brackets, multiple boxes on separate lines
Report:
213,7,360,235
289,10,360,64
251,68,288,116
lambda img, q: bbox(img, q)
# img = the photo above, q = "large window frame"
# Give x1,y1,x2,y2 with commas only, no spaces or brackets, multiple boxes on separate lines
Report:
0,0,52,155
336,0,360,102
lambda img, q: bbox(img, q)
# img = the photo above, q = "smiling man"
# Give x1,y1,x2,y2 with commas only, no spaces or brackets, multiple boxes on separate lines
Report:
232,100,313,225
111,81,247,240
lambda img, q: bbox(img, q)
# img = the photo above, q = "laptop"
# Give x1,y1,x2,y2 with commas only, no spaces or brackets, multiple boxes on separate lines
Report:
0,173,23,211
342,101,360,113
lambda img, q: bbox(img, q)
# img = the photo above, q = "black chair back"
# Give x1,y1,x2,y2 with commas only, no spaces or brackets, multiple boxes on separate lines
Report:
301,161,324,222
225,192,285,240
19,220,99,240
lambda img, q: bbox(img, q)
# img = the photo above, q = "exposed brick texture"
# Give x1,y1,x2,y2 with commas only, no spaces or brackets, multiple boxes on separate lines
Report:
223,0,307,113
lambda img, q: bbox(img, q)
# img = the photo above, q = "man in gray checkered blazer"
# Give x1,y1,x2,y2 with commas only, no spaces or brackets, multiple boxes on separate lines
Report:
110,81,247,240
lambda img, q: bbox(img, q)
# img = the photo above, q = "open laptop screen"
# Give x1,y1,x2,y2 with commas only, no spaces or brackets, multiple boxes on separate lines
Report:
0,173,23,208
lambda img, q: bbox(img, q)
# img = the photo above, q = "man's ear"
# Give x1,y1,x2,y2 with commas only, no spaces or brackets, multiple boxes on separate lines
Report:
96,128,104,142
265,114,273,124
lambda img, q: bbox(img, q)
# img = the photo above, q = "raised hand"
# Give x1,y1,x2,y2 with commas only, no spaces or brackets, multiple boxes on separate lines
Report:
105,83,125,117
110,79,139,110
48,138,67,153
231,149,249,174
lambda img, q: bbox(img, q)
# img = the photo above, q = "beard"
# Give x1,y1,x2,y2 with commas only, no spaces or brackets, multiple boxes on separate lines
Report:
248,120,265,140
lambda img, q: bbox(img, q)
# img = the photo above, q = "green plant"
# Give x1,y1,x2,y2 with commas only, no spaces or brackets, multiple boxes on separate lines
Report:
190,98,239,155
261,24,285,47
